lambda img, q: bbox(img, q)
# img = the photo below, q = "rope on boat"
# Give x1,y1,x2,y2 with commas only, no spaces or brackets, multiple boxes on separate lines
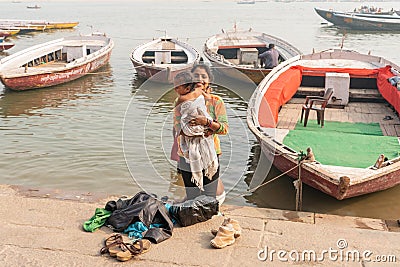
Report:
223,163,301,202
224,150,308,211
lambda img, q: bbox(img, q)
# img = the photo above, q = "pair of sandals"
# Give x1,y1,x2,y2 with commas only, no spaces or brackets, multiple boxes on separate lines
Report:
100,234,151,262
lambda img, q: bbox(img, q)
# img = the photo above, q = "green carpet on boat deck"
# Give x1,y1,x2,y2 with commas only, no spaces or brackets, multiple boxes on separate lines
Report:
283,120,400,168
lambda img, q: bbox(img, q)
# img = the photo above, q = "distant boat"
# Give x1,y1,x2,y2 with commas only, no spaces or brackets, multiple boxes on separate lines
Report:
0,28,20,37
0,37,15,51
26,5,40,9
0,33,114,90
130,36,200,83
237,0,255,4
315,7,400,22
0,19,79,32
247,49,400,200
203,28,301,84
315,8,400,31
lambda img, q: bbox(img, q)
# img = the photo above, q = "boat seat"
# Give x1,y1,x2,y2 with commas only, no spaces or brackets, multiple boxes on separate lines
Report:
300,87,334,127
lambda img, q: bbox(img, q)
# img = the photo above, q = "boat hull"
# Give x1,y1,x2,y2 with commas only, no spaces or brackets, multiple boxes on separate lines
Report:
257,136,400,200
131,60,196,84
1,50,112,91
203,56,270,84
0,42,15,51
314,8,344,25
334,14,400,31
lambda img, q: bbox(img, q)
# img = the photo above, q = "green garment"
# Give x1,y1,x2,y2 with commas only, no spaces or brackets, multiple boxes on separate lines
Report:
83,208,112,232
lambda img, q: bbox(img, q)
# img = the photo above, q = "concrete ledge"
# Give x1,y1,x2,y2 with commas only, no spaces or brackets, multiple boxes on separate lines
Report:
1,184,400,266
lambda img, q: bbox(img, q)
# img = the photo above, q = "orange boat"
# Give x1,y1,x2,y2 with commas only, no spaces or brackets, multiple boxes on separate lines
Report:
247,49,400,200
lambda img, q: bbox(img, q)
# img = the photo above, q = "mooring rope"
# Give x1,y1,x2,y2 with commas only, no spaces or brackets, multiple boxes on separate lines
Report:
223,163,301,202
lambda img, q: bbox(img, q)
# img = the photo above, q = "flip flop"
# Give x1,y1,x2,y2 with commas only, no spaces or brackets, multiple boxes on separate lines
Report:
132,239,151,254
100,233,130,257
116,241,144,262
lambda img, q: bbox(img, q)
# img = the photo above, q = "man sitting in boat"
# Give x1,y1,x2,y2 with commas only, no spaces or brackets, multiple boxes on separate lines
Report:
258,43,279,69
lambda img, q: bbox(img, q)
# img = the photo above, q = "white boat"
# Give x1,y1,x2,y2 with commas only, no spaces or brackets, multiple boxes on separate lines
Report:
247,49,400,200
203,28,301,84
0,33,113,90
130,36,200,83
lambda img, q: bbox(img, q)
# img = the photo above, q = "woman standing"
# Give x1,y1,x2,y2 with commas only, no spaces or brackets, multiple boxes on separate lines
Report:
190,64,228,204
171,64,229,203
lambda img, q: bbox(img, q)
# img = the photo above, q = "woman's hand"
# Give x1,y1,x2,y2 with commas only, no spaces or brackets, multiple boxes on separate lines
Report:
190,116,208,127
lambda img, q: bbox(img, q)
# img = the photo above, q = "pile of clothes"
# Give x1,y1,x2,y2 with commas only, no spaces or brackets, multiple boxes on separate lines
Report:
83,191,219,244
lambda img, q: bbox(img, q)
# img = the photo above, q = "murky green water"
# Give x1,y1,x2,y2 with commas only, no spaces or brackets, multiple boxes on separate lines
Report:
1,0,400,219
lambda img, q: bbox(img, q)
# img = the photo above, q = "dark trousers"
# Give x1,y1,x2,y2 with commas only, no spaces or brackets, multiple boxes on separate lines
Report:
178,157,219,200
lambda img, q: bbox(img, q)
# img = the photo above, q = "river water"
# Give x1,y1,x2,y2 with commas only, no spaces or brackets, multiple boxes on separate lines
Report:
1,0,400,219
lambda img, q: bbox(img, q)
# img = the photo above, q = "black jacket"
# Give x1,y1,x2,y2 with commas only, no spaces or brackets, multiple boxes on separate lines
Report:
105,191,173,244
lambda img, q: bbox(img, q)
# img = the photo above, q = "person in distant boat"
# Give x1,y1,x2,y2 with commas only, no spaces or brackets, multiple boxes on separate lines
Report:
258,43,279,69
173,71,219,200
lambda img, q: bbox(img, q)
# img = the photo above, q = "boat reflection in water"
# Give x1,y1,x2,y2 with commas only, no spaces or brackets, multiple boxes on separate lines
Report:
0,63,113,117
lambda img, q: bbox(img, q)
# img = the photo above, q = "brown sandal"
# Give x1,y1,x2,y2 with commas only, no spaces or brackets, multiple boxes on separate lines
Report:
116,240,144,262
132,239,151,254
100,234,129,257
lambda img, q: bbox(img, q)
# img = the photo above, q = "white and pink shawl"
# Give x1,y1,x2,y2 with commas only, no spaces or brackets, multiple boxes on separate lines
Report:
179,95,218,190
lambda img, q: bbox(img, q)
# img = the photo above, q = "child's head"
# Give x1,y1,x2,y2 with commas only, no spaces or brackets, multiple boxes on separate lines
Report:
174,72,195,95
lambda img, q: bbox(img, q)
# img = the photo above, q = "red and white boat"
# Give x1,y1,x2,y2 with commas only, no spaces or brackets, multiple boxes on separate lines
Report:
247,49,400,200
130,36,200,83
0,36,15,51
0,33,113,90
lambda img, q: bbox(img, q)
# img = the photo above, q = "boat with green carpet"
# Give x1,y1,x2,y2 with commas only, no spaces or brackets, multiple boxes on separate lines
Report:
247,49,400,200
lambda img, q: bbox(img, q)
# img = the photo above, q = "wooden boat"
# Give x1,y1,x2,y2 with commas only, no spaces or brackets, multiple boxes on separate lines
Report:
315,8,400,31
130,36,200,83
315,7,399,21
0,28,20,37
203,28,301,84
0,33,113,90
0,20,79,32
0,37,15,51
247,49,400,200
